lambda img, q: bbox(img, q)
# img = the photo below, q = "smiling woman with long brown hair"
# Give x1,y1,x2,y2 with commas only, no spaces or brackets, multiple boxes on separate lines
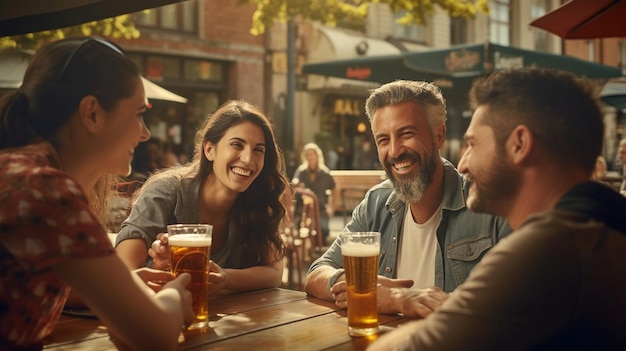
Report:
116,99,290,294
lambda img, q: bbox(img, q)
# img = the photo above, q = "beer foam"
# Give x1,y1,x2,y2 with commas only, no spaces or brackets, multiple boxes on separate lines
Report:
169,234,212,247
342,242,379,257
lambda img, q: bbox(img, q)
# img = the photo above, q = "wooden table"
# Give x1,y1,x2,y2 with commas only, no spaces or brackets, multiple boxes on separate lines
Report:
43,288,410,350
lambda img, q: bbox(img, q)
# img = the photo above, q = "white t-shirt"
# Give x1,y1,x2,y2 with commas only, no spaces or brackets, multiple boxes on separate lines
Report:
396,203,442,288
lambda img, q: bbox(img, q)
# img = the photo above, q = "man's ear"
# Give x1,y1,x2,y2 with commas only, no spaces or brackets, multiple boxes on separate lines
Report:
203,141,216,161
507,125,534,165
434,124,446,148
78,95,101,133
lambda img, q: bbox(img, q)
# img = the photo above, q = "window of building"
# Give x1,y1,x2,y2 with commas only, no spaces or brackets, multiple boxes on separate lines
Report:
450,17,467,45
184,59,224,82
617,41,626,75
134,0,197,33
146,56,181,81
392,11,427,43
125,52,227,161
531,0,551,52
489,0,510,46
588,40,596,62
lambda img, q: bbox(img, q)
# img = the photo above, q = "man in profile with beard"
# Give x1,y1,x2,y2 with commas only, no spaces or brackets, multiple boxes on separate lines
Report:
304,80,511,318
369,68,626,351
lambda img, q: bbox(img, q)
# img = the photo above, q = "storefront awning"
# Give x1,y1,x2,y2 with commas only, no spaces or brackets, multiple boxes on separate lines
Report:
601,80,626,111
302,42,623,90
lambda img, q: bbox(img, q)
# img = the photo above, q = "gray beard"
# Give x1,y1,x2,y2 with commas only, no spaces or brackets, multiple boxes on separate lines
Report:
386,151,437,204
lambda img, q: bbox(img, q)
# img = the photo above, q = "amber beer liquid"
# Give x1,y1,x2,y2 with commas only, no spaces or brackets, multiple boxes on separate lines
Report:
341,232,380,336
168,227,212,330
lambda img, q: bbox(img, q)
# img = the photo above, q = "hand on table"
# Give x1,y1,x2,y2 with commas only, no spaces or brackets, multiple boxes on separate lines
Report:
330,275,414,312
395,286,449,319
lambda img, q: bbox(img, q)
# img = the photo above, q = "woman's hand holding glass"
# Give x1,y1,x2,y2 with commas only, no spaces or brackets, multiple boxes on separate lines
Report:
148,233,171,270
149,234,230,294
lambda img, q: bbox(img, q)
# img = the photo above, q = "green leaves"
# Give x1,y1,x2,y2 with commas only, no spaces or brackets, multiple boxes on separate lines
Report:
0,15,139,50
240,0,489,34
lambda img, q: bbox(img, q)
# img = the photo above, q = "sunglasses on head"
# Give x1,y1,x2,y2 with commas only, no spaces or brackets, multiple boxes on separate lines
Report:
57,38,125,80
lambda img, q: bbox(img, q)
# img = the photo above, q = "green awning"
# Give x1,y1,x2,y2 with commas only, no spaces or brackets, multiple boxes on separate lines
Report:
302,42,622,89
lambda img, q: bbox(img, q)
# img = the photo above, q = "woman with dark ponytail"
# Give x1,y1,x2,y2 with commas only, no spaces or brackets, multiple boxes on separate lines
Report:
0,37,193,350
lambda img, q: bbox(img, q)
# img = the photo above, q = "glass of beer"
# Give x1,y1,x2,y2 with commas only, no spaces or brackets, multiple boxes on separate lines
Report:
339,231,380,336
167,224,212,330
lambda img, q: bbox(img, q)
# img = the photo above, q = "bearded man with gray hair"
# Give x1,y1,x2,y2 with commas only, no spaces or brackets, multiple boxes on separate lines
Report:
304,80,510,318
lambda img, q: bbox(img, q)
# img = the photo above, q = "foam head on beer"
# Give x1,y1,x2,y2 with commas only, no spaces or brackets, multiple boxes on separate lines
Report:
341,241,379,256
168,234,212,247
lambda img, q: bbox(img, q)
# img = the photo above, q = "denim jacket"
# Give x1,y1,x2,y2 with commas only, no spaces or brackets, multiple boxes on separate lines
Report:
308,158,511,292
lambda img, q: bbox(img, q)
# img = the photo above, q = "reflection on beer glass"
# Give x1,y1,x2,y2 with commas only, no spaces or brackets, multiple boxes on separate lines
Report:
167,224,213,330
339,232,380,337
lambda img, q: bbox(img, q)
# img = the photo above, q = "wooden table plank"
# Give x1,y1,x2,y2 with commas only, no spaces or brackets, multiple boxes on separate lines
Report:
182,296,342,348
43,288,411,351
192,308,408,350
208,288,310,316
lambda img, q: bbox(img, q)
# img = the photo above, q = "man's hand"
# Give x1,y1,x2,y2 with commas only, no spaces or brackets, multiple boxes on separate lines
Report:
148,233,170,270
330,275,413,311
330,275,447,318
375,276,414,315
396,286,449,319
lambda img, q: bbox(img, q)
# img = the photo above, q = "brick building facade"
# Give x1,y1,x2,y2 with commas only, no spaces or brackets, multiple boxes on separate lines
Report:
116,0,267,160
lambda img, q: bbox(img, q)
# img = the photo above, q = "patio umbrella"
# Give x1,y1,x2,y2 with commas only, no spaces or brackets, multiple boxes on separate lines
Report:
0,0,187,37
141,77,187,103
529,0,626,39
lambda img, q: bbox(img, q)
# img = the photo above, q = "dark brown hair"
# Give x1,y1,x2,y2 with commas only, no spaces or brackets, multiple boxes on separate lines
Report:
469,68,603,174
0,36,142,224
146,100,289,267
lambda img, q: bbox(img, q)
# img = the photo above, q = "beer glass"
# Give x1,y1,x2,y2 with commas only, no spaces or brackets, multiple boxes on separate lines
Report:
167,224,212,330
339,231,380,336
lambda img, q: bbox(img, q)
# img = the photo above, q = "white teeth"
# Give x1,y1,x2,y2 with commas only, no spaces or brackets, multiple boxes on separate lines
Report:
393,160,412,170
232,167,252,177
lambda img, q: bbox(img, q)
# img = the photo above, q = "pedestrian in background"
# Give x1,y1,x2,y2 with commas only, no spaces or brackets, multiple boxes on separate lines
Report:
292,142,337,244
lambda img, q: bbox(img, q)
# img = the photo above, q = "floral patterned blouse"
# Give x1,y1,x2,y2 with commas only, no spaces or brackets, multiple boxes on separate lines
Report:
0,142,114,349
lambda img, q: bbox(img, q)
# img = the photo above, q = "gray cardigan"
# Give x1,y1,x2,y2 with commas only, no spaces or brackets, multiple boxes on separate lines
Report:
116,174,233,267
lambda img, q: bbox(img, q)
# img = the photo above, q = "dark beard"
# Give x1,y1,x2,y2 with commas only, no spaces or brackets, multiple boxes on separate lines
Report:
468,151,519,216
385,148,438,204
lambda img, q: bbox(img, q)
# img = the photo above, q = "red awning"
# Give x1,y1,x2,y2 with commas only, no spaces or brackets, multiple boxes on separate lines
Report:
530,0,626,39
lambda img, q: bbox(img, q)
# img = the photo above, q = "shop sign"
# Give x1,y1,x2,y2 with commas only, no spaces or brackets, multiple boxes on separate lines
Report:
445,49,481,73
346,67,372,80
334,98,363,116
494,52,524,70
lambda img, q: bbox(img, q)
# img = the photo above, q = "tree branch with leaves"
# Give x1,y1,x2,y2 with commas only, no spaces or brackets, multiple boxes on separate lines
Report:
0,15,140,50
239,0,489,34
